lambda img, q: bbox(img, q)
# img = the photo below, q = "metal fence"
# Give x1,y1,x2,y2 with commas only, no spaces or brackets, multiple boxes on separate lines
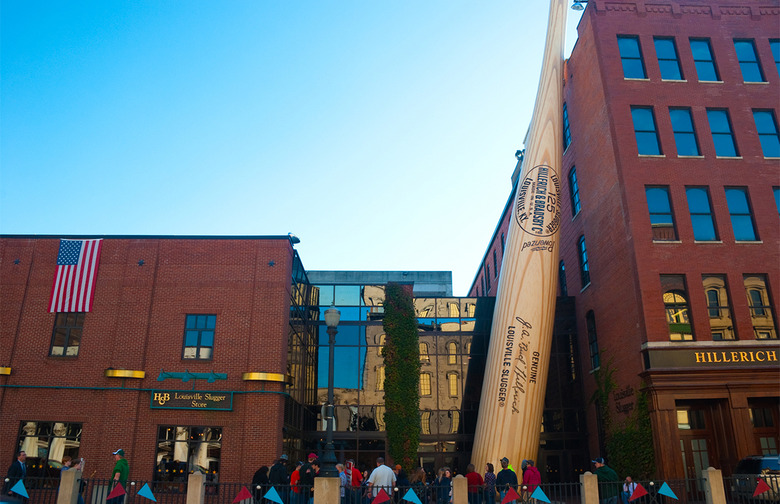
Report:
723,473,779,504
597,478,708,504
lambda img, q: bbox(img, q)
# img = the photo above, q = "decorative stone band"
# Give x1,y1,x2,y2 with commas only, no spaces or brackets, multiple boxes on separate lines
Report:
104,369,146,379
0,367,11,375
242,372,292,384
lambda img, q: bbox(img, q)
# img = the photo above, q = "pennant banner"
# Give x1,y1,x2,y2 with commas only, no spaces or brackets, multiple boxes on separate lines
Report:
10,480,29,499
402,488,423,504
531,486,551,503
106,483,126,500
658,482,679,500
629,483,648,501
232,486,253,503
372,489,391,504
264,486,284,504
138,483,157,502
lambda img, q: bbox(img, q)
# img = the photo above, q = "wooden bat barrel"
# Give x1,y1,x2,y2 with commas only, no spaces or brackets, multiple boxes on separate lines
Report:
471,0,567,472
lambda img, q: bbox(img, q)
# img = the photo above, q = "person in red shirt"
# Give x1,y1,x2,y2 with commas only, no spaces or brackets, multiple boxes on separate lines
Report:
290,461,303,504
465,463,484,504
346,459,362,504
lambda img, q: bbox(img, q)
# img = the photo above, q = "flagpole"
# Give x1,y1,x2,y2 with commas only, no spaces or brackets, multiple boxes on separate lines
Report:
471,0,567,470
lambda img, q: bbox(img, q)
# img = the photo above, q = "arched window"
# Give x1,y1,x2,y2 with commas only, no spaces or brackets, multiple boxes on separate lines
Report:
377,333,385,356
419,342,430,363
447,372,459,397
664,290,693,341
569,166,581,215
449,410,460,434
447,341,458,365
421,411,432,435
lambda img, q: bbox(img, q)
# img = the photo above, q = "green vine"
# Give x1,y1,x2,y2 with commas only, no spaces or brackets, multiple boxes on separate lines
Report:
382,283,421,473
591,358,656,479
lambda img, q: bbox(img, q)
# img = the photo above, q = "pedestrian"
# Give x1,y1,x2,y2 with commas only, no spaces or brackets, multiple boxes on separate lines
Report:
434,467,452,504
483,463,496,504
465,463,484,504
366,457,396,499
338,463,348,504
495,457,518,504
269,455,290,503
592,458,620,504
346,459,362,504
107,449,129,504
409,467,427,501
622,476,637,504
394,464,410,489
60,456,86,504
252,465,269,502
298,453,318,504
4,451,27,503
290,461,303,504
522,459,541,494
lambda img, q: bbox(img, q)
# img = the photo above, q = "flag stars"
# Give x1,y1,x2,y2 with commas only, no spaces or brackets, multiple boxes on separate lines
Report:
138,260,145,266
14,259,21,265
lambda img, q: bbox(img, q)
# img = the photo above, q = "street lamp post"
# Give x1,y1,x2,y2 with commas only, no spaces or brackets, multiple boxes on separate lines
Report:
319,303,341,477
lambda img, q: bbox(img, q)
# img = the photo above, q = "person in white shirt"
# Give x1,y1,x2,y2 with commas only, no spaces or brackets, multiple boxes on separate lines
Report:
622,476,637,504
366,457,397,498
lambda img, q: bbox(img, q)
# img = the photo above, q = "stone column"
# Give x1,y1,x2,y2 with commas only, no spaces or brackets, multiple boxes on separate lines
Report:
314,476,340,504
702,467,727,504
57,469,81,504
186,472,205,504
580,471,599,504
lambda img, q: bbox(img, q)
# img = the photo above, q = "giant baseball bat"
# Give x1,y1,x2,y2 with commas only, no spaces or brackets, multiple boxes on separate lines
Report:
471,0,566,470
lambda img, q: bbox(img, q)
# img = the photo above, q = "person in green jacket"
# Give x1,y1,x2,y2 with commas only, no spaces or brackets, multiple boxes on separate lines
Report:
108,449,129,504
592,457,620,504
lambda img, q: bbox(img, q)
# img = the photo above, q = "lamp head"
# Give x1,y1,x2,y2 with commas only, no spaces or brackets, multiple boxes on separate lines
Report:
324,304,341,328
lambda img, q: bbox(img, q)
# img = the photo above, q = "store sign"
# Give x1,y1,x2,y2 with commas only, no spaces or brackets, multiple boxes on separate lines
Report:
151,390,233,411
646,347,778,369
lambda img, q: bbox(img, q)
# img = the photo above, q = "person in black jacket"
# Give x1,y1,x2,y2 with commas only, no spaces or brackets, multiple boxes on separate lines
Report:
252,466,269,501
4,451,28,503
268,455,290,503
495,457,518,504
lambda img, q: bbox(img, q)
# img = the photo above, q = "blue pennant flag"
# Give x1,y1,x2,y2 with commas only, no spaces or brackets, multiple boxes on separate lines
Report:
658,482,679,500
531,487,551,503
10,480,29,499
402,488,423,504
138,483,157,502
264,486,284,504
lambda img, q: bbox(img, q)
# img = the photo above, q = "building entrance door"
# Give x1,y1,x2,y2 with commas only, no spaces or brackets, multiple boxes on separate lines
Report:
677,406,718,498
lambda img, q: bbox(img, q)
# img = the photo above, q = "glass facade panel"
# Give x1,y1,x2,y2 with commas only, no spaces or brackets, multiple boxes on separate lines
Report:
154,426,221,487
16,421,82,478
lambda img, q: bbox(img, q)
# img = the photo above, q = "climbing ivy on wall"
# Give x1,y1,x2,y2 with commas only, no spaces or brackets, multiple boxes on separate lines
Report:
382,282,421,472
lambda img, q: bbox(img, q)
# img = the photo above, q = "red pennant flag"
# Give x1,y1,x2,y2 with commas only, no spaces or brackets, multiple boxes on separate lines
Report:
630,483,648,501
372,489,391,504
753,478,772,497
106,484,126,500
232,486,253,503
501,487,522,504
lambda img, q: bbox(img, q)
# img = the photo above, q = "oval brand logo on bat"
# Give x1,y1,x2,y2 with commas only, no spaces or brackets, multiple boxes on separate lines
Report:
514,165,561,237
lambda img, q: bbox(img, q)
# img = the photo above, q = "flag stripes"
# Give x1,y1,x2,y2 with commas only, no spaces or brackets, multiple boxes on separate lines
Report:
49,239,103,312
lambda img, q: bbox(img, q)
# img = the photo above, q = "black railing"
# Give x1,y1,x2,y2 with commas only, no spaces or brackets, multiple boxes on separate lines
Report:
724,473,780,504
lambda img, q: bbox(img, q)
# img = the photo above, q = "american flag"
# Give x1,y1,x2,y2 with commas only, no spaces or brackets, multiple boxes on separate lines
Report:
49,239,103,313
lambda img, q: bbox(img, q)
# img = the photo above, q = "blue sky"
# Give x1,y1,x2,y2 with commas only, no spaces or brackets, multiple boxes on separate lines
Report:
1,1,583,295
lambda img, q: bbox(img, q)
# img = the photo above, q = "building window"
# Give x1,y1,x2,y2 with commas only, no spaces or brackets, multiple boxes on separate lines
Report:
725,187,757,241
183,314,215,360
50,313,85,357
419,342,430,363
646,186,677,241
559,260,568,296
154,426,221,484
670,108,700,156
661,275,693,341
770,39,779,77
493,250,498,278
377,333,385,356
775,187,780,215
577,236,590,287
631,106,662,155
485,264,491,291
753,110,780,158
690,38,720,81
706,109,739,157
447,372,459,397
421,411,432,435
420,373,432,396
447,341,458,365
702,275,735,340
654,37,683,80
501,233,505,252
586,311,600,370
16,421,81,467
618,35,647,79
744,275,777,339
734,39,765,82
563,102,572,150
376,366,385,391
568,166,581,216
686,187,718,241
449,410,460,434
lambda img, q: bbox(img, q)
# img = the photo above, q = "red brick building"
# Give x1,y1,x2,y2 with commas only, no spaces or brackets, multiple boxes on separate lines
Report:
471,0,779,480
0,236,315,483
